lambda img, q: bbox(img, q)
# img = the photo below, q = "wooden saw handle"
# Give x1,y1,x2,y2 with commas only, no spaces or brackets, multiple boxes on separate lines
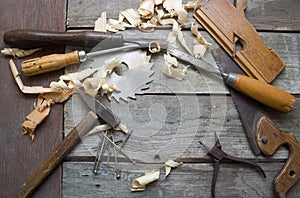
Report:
21,50,81,76
256,116,300,198
225,73,295,112
18,111,99,198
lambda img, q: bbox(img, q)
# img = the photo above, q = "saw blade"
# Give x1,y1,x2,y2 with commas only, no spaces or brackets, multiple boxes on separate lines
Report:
106,50,154,102
212,48,265,155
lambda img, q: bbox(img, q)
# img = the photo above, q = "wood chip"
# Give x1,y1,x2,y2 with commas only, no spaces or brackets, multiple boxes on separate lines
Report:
138,0,155,19
2,48,41,58
94,12,107,32
165,160,183,177
131,169,160,192
191,22,211,58
163,53,187,80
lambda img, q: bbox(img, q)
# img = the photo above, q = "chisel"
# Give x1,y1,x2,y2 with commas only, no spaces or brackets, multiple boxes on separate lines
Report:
3,29,295,112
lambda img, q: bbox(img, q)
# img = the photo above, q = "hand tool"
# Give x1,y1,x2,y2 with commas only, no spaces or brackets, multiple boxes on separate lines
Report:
3,29,295,112
78,89,120,128
19,111,99,198
199,133,266,198
194,0,285,83
213,47,300,198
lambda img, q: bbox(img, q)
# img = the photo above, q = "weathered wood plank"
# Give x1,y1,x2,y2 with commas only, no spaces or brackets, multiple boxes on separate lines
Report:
0,0,66,197
65,29,300,94
64,94,300,161
62,162,300,198
67,0,300,31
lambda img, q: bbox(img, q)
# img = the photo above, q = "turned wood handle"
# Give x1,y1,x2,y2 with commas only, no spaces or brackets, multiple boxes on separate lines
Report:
21,50,81,76
3,29,124,48
18,111,99,198
225,73,295,112
256,116,300,198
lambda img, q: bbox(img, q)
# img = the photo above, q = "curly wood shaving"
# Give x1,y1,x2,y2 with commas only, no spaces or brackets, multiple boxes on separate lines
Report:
163,53,187,80
167,21,192,55
165,160,183,177
94,12,107,32
183,0,202,10
163,0,188,25
156,8,175,26
120,9,141,27
2,48,41,58
131,169,160,192
138,0,155,19
154,0,163,5
191,22,211,58
83,58,122,97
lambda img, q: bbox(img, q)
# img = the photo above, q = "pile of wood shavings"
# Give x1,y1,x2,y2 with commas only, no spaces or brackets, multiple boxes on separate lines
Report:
94,0,210,80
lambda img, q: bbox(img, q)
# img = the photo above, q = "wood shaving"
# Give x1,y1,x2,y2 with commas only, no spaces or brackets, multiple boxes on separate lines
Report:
163,53,187,80
165,160,183,177
167,20,192,55
138,0,155,19
131,169,160,192
9,59,97,140
87,123,128,136
163,0,188,25
83,58,122,97
191,22,211,58
94,12,107,32
2,48,41,58
154,0,163,5
120,9,141,27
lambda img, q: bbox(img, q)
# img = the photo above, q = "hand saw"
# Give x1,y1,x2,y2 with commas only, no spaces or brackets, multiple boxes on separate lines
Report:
213,47,300,198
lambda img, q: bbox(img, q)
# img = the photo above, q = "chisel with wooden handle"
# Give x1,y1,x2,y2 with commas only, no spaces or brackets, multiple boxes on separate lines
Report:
3,29,295,112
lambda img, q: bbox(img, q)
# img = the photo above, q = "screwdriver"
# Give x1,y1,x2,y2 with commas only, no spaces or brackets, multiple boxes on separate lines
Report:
4,29,295,112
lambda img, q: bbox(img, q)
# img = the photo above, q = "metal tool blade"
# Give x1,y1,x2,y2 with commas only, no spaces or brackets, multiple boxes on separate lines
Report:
166,46,221,76
212,48,265,155
78,89,121,128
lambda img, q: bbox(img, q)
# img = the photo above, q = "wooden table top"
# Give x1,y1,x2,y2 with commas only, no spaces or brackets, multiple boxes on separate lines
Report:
1,0,300,197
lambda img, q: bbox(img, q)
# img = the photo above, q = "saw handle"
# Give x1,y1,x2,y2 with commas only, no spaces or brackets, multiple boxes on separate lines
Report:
3,29,124,48
225,73,295,112
21,50,83,76
256,116,300,198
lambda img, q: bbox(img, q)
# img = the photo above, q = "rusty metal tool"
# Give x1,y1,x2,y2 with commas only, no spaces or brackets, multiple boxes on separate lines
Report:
213,48,300,198
199,133,266,198
19,111,99,198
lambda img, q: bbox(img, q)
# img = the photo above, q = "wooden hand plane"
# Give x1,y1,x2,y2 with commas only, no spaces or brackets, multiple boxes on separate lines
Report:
195,0,285,83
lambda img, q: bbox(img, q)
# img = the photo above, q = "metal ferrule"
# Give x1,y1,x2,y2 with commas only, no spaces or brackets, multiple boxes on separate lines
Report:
225,73,237,86
78,50,87,62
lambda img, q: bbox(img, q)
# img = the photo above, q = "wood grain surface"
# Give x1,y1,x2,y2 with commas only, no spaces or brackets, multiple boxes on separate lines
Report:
0,0,66,197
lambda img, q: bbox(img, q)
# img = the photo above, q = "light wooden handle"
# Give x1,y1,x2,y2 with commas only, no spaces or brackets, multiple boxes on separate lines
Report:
256,116,300,198
21,50,80,76
225,73,295,112
18,111,99,198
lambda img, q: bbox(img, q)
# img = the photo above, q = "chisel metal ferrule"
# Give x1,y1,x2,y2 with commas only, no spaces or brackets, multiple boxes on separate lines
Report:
224,73,237,86
78,50,87,62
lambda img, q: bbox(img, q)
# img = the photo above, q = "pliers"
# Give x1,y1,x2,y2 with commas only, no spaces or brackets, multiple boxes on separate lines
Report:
199,133,266,198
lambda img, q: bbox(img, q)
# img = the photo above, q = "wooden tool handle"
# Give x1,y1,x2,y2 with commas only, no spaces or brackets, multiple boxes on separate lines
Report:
21,50,81,76
256,116,300,198
225,73,295,112
4,29,124,48
18,111,99,198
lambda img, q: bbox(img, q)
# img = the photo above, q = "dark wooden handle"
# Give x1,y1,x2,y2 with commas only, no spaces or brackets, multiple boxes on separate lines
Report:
256,116,300,198
18,111,99,198
21,50,80,76
4,29,124,48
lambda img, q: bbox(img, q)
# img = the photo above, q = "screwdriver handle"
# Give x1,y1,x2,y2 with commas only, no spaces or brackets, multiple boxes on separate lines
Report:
225,73,295,112
4,29,124,48
21,50,85,76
